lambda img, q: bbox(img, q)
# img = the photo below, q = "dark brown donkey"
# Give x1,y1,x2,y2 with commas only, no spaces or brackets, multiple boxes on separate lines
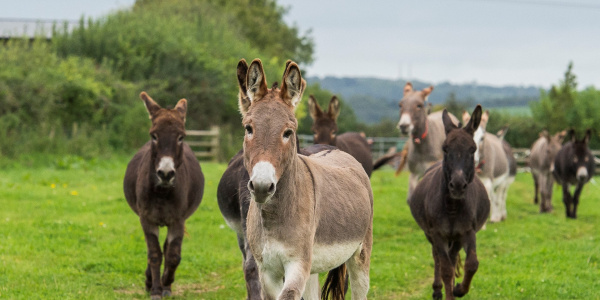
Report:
307,95,374,176
237,58,373,300
409,105,490,300
123,92,205,299
553,129,595,219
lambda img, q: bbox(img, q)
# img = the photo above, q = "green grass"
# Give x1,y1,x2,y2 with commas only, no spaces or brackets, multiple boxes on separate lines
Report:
0,156,599,299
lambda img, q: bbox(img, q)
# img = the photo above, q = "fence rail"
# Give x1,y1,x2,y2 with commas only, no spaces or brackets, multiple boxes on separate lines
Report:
297,134,407,159
186,126,220,161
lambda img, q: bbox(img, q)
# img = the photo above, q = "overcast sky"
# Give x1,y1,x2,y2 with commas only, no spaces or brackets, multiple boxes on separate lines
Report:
2,0,599,88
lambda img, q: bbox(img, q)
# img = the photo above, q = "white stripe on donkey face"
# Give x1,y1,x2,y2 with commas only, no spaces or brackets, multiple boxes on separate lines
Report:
473,126,485,164
397,113,414,134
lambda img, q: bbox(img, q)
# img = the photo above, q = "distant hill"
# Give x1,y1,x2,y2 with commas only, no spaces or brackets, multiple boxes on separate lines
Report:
306,76,541,124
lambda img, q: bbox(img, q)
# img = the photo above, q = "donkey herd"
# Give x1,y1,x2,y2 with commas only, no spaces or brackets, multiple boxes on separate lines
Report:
123,59,596,300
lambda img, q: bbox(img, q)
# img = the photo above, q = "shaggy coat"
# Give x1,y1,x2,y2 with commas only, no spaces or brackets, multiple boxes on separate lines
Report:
410,106,490,300
238,58,373,300
553,129,595,219
530,130,566,212
308,95,374,176
123,92,204,299
397,83,459,200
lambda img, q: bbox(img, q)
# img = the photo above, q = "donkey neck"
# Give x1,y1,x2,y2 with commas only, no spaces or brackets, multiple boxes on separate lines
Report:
255,155,312,229
412,119,429,144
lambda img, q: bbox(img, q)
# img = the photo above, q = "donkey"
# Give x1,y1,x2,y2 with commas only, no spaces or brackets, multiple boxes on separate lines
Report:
553,129,595,219
237,58,373,300
409,105,490,300
217,142,336,300
462,110,513,222
530,130,566,212
307,95,374,176
397,82,459,199
123,92,205,300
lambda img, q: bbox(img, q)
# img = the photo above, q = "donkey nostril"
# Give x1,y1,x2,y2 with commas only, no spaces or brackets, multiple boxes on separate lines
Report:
167,170,175,179
462,183,468,190
248,181,255,192
449,182,455,189
268,183,275,194
157,170,165,178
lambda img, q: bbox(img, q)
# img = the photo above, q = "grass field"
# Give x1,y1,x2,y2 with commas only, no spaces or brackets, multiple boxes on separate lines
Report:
0,155,599,299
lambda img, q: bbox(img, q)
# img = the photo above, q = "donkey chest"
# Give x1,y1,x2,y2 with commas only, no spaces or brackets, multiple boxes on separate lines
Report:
138,196,183,226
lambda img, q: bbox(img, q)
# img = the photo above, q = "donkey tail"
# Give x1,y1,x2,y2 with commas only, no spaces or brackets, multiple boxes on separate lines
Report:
373,152,400,171
394,148,409,177
455,253,463,278
321,263,347,300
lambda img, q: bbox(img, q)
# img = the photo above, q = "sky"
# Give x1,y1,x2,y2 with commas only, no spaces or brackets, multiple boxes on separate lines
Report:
1,0,599,88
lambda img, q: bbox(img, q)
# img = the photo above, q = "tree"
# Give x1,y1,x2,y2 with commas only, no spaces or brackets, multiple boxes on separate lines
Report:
531,62,577,134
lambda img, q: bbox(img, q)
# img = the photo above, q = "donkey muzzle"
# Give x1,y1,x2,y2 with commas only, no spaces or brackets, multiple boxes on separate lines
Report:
248,161,277,203
156,156,176,187
576,166,589,182
448,173,468,199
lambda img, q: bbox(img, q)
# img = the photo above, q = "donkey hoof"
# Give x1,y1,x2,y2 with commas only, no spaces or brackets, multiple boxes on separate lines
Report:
162,289,172,297
453,283,467,297
432,290,442,300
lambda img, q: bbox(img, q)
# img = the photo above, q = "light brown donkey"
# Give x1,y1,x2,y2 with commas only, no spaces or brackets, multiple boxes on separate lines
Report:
238,59,373,300
397,83,459,200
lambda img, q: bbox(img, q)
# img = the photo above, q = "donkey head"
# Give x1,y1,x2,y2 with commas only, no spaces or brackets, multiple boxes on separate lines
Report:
442,105,482,199
308,95,340,145
462,110,488,164
397,82,433,135
140,92,187,188
568,129,594,183
237,59,306,203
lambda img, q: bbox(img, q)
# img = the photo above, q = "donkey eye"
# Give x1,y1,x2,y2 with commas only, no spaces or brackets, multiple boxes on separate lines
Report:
417,104,423,109
245,125,253,136
442,145,448,153
283,129,294,139
151,134,158,142
177,135,184,143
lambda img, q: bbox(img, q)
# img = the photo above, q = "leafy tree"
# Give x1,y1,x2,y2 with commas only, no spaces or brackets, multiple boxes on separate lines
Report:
531,62,577,134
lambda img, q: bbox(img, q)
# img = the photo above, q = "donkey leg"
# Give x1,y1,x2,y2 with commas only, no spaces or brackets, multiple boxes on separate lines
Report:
141,219,163,299
571,183,585,219
243,241,262,300
431,247,443,300
407,173,420,203
259,269,284,300
279,261,311,300
346,245,371,300
302,274,319,300
532,173,539,204
539,174,552,213
453,231,479,298
161,222,184,296
562,183,573,218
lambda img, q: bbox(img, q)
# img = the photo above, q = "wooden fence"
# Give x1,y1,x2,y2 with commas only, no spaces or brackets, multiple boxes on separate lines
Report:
186,126,220,161
297,134,407,160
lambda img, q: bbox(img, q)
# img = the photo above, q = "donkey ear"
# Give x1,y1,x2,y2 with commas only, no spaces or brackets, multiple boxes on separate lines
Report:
328,96,341,120
140,92,161,119
540,130,549,141
422,86,434,99
247,59,268,102
237,59,251,116
174,99,187,123
403,82,413,96
442,109,458,135
557,130,567,143
308,95,322,120
280,61,306,108
465,105,482,135
584,128,592,144
461,110,470,124
568,129,576,143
